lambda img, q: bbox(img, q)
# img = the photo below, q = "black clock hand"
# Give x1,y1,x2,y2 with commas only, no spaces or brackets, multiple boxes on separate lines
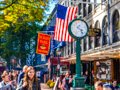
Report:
77,26,84,34
80,29,84,34
77,25,81,30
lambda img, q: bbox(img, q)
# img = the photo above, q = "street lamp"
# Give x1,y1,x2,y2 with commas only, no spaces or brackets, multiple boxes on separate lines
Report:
56,48,61,77
50,52,54,80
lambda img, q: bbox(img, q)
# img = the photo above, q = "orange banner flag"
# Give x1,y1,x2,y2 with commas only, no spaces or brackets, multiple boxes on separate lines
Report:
36,33,51,55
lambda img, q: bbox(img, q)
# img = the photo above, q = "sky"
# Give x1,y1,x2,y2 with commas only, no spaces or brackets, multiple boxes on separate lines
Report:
42,0,57,24
46,0,57,14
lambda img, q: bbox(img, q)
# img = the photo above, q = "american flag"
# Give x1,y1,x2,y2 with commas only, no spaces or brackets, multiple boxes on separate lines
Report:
54,4,78,42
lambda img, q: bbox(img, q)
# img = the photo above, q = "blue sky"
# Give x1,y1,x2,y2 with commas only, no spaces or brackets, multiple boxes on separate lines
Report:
47,0,57,14
43,0,57,24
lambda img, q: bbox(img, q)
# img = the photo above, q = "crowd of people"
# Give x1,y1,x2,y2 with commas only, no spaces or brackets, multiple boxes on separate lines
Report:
0,65,41,90
0,65,120,90
95,80,120,90
56,71,120,90
57,71,73,90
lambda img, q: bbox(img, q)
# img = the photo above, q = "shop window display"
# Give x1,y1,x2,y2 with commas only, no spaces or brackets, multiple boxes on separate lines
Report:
95,60,112,80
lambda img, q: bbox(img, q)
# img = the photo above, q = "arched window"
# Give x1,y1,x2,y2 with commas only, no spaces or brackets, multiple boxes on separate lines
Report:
88,0,92,14
83,0,87,17
112,10,120,43
88,25,94,49
102,16,108,45
95,21,101,47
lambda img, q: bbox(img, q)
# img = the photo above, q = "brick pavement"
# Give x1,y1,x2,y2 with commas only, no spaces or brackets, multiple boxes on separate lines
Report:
41,83,53,90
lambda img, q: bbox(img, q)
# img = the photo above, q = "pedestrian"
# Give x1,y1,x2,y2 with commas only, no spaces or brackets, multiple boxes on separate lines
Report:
68,75,73,88
16,66,41,90
61,71,71,90
84,71,90,85
103,84,112,90
17,65,28,84
39,70,44,83
11,70,18,88
0,70,15,90
95,80,103,90
58,75,64,89
110,80,119,90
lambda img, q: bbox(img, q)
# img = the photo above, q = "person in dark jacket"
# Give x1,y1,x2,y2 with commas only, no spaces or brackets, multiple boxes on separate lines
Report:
110,80,119,90
16,66,41,90
84,71,90,85
17,65,28,84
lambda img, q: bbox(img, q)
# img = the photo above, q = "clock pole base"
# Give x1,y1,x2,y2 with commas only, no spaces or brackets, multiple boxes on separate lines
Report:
72,76,85,88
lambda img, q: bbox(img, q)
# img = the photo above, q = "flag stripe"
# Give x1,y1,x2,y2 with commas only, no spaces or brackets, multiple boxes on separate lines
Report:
69,7,74,42
58,19,61,40
60,20,64,41
54,4,78,42
65,7,71,41
57,19,60,40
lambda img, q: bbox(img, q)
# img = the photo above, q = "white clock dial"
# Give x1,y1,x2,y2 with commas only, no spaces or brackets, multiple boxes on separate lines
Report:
71,20,88,38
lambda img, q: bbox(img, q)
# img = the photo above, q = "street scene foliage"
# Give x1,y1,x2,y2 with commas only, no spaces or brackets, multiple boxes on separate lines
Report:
0,0,50,66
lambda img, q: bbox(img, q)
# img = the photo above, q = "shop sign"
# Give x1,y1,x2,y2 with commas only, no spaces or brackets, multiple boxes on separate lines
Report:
88,28,101,37
36,33,51,55
115,21,120,30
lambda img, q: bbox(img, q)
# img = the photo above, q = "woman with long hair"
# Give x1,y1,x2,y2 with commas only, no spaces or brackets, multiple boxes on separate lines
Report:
17,66,41,90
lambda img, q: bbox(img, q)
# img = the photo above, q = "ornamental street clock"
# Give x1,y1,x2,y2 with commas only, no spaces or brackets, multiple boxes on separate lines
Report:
68,18,89,88
68,19,89,39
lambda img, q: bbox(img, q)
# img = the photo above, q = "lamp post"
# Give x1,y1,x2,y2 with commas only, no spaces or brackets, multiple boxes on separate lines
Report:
56,48,61,77
50,52,54,80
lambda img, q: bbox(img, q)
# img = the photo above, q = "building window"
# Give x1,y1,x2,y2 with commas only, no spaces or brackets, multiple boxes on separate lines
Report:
88,25,93,49
71,0,76,6
102,0,107,2
88,0,92,14
88,36,94,49
94,0,99,8
95,21,101,47
88,4,92,14
83,0,87,17
102,16,108,45
112,10,120,43
71,42,73,54
83,38,87,51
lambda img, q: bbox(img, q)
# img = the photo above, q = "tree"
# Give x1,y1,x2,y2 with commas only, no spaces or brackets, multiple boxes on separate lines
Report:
0,22,43,66
0,0,49,33
0,0,52,66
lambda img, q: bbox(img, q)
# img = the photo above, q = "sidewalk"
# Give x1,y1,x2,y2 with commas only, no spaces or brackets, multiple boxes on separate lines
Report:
41,83,53,90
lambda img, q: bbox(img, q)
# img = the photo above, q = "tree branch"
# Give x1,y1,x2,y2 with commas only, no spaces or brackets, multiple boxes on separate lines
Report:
0,0,17,10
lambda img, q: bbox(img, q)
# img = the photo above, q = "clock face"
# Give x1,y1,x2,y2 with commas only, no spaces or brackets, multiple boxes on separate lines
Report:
71,20,88,38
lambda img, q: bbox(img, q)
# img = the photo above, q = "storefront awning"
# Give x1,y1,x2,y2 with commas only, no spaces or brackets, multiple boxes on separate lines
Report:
81,48,120,61
61,43,120,62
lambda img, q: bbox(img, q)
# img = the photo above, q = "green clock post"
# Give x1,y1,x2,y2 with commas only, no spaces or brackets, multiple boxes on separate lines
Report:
68,18,89,89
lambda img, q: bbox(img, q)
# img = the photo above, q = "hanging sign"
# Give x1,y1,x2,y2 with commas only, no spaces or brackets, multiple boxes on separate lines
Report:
88,28,101,37
36,33,51,55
